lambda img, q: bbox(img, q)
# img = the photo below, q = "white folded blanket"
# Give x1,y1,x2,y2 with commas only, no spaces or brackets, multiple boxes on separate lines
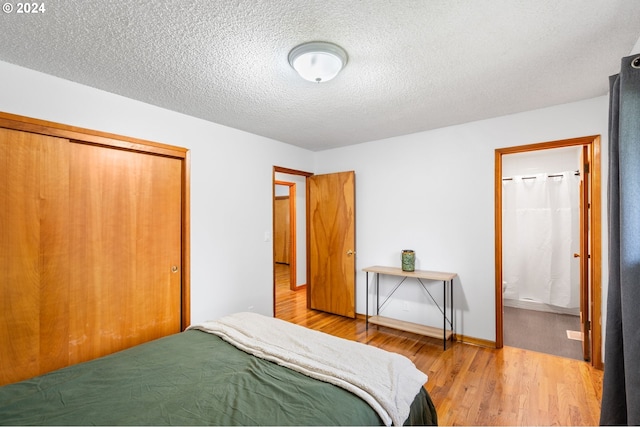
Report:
187,312,428,426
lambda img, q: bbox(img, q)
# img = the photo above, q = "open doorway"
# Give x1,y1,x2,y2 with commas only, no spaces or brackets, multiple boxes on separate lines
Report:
501,147,582,360
272,167,357,320
495,136,602,369
273,167,312,318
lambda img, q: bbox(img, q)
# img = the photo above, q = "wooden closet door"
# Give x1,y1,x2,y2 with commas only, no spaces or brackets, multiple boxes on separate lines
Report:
68,143,182,364
0,129,71,385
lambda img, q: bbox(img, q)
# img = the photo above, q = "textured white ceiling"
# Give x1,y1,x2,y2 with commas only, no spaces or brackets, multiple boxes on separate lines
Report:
1,0,639,151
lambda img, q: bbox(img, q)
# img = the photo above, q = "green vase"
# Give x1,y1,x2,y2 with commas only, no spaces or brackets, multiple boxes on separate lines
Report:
401,250,415,272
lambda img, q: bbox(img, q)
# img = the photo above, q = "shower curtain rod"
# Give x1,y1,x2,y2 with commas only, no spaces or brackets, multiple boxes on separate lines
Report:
502,170,580,181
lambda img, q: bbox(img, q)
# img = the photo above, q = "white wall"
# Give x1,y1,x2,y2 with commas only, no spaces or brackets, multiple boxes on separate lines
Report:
0,59,611,344
0,60,315,324
314,96,609,342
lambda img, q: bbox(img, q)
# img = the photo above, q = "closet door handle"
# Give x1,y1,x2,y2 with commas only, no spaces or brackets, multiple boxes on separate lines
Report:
347,250,355,256
573,253,580,258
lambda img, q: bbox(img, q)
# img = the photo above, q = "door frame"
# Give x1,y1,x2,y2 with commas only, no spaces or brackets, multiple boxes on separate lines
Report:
494,135,602,369
273,166,313,315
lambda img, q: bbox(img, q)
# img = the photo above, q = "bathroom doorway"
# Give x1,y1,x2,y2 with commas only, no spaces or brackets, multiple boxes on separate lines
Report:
495,135,602,368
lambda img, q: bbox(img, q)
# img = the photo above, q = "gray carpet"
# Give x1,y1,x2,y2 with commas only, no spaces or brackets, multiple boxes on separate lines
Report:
503,306,585,361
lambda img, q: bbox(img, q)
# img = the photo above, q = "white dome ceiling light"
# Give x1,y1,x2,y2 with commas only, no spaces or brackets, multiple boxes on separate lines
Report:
288,41,348,83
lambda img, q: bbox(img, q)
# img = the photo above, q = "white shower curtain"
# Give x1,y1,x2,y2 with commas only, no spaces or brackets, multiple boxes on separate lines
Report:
502,171,580,308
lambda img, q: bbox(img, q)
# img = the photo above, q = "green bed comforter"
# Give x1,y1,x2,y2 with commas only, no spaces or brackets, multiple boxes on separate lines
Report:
0,330,437,425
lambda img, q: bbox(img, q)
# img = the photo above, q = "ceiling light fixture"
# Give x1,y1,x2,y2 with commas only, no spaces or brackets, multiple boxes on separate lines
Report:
288,41,348,83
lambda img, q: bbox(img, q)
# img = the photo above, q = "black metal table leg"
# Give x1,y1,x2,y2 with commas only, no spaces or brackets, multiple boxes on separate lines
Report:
443,280,447,350
376,273,380,315
451,278,454,343
366,271,369,330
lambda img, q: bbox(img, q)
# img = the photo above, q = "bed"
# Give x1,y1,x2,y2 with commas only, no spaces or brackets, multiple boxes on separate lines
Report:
0,312,437,426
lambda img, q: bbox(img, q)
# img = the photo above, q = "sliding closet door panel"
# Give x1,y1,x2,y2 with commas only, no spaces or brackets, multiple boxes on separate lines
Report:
39,136,71,374
0,129,40,384
142,150,182,340
0,129,70,385
68,143,182,364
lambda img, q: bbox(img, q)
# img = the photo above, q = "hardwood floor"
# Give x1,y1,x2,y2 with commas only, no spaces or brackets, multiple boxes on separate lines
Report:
274,264,603,426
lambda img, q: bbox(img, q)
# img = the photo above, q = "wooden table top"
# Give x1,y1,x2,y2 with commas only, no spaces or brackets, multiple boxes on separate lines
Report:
363,265,457,281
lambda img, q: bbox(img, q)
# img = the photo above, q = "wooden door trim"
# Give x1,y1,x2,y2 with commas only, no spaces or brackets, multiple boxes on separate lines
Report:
273,166,313,316
0,112,188,158
579,145,591,361
494,135,602,369
274,166,314,178
0,111,191,330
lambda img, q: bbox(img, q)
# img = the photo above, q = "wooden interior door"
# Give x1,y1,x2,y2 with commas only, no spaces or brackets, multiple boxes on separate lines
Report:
308,171,356,318
579,145,591,361
68,143,183,364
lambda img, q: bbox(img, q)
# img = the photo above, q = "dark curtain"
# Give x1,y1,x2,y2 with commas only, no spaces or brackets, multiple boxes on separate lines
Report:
600,54,640,425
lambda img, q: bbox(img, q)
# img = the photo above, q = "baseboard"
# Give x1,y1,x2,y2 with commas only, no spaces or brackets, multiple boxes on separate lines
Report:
455,335,497,348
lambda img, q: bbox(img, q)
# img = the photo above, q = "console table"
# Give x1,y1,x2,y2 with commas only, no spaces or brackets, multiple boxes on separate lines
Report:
363,266,457,350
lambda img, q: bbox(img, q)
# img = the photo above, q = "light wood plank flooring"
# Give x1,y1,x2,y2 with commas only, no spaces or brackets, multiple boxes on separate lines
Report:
274,264,603,426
